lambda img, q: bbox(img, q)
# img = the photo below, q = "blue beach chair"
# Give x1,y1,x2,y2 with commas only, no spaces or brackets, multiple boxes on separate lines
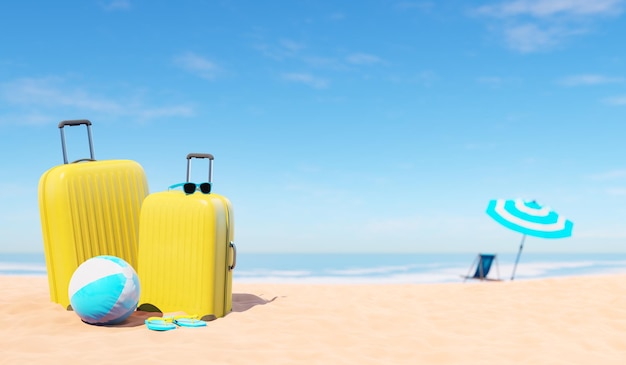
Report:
462,253,501,282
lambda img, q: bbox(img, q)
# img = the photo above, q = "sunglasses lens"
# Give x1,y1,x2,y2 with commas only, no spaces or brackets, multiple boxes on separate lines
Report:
199,182,211,194
183,183,196,194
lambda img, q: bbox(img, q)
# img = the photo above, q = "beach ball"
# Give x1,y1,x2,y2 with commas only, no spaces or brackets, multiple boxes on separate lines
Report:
68,255,140,325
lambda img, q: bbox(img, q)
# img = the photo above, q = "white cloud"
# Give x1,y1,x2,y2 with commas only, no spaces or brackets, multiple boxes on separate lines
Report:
303,56,342,69
0,77,193,125
414,70,437,85
0,113,51,126
254,36,380,73
254,39,306,61
254,37,380,76
474,0,624,52
589,169,626,180
1,77,122,112
389,70,438,86
100,0,131,11
476,0,623,18
328,12,345,21
281,73,329,89
174,52,220,80
603,95,626,105
279,39,306,53
394,2,435,11
478,76,506,87
560,74,625,86
606,187,626,196
503,23,564,52
477,76,522,88
346,53,383,65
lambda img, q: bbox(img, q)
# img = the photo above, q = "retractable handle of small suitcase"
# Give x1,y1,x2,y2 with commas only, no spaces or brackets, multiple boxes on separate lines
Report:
186,153,214,183
186,153,237,271
58,119,96,164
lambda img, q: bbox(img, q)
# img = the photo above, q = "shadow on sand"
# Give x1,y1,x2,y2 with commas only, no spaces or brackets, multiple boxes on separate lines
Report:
104,293,277,328
232,293,278,312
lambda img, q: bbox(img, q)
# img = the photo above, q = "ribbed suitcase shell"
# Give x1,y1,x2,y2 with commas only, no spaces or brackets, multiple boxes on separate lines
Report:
137,191,235,321
38,160,149,308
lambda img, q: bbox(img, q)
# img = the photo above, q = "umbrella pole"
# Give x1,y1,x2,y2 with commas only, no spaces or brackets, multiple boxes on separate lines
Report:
510,234,527,281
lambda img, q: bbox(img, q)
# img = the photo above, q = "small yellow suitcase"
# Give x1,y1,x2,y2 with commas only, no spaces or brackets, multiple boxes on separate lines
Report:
38,120,149,308
137,153,236,321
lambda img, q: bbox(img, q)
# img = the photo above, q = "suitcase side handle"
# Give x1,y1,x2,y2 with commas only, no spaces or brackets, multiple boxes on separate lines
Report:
186,153,214,183
58,119,96,164
229,241,237,271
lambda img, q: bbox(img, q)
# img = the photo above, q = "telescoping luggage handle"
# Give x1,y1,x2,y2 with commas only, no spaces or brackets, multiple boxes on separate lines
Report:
187,153,237,271
186,153,214,183
58,119,95,164
168,153,214,194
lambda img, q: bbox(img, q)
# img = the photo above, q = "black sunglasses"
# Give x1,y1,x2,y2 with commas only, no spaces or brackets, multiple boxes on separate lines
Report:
183,182,212,195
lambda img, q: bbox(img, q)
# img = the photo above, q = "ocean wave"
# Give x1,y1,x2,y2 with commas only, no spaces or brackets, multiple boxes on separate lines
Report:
0,262,47,275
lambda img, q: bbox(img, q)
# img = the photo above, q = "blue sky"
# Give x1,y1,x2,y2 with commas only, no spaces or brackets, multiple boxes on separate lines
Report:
1,0,626,254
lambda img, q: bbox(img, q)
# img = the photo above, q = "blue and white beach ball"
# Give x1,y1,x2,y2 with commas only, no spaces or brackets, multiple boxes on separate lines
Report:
68,255,140,325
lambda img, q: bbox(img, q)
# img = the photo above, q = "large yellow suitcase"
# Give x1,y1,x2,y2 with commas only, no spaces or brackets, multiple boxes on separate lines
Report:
137,153,236,321
38,120,149,309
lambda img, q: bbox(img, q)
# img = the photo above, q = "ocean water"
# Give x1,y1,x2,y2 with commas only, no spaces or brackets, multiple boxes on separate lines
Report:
2,252,626,284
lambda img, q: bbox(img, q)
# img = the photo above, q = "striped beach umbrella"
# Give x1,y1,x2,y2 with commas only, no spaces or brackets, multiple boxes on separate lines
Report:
486,199,573,280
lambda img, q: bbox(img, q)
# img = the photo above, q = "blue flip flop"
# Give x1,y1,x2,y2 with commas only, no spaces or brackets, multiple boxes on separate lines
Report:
173,315,207,328
145,317,177,331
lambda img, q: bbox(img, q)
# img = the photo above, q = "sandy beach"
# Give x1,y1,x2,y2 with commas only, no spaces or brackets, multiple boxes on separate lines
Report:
2,275,626,364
